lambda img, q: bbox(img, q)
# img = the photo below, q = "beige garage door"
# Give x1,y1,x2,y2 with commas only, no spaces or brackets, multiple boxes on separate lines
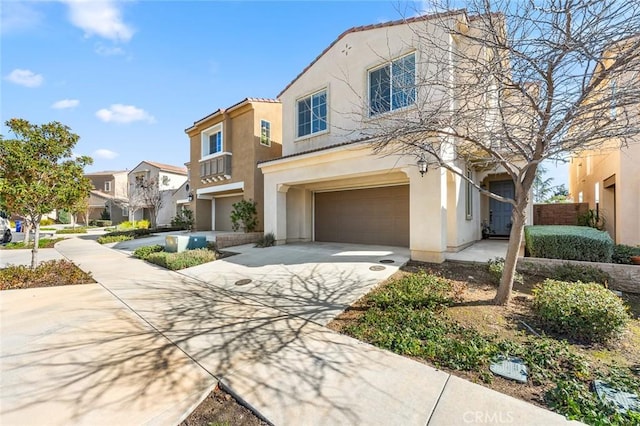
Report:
314,185,409,247
214,195,243,231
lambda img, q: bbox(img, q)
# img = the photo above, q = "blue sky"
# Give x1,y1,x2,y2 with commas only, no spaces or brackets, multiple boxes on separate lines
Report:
1,0,567,185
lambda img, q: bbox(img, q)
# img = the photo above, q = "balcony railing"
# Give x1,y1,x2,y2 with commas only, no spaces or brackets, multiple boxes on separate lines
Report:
200,153,232,183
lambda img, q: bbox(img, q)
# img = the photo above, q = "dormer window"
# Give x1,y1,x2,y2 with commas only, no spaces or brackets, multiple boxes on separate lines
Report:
369,52,416,116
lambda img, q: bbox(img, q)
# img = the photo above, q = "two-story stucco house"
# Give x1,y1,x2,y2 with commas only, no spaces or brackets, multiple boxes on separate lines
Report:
569,37,640,246
259,12,530,262
185,98,282,231
85,170,129,225
128,161,188,227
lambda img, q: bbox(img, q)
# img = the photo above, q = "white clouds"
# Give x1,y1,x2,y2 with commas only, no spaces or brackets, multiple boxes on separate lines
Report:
52,99,80,109
95,43,125,56
1,2,43,34
93,148,119,159
96,104,155,124
5,69,43,88
62,0,134,43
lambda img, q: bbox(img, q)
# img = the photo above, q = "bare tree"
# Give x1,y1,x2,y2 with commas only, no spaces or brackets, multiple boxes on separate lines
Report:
355,1,640,304
125,177,165,229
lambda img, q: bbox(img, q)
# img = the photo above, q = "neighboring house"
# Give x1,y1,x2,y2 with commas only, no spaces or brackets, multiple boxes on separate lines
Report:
259,12,532,262
127,161,188,227
184,98,282,231
85,170,129,225
568,36,640,246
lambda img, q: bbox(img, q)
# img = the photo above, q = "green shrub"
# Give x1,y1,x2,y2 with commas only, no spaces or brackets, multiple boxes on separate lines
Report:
133,244,164,260
90,219,112,227
255,232,276,248
137,219,150,230
40,218,55,226
2,238,65,249
230,199,258,232
547,263,611,284
145,248,217,270
1,260,94,290
57,210,71,224
524,225,614,262
171,208,194,230
118,221,135,230
97,235,133,244
369,272,456,311
107,228,151,238
532,279,630,343
487,257,523,286
100,207,110,221
612,244,640,264
56,227,88,234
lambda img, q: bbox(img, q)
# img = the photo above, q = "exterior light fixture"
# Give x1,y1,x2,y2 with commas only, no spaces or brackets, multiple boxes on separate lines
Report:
188,192,194,202
417,156,428,177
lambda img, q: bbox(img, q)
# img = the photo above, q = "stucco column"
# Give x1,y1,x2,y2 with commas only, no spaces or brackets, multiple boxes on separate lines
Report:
263,174,288,244
408,167,448,263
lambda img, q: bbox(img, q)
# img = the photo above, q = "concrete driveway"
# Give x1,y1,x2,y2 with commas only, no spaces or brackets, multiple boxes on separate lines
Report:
180,242,410,325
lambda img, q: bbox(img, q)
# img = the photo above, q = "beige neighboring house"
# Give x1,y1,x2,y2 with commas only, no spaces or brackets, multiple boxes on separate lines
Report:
568,36,640,246
184,98,282,231
128,161,188,227
259,12,532,262
85,170,129,225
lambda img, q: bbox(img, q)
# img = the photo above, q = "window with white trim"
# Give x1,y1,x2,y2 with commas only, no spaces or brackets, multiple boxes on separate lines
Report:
260,120,271,146
104,181,112,192
465,168,473,220
297,89,327,138
369,52,416,116
201,123,223,158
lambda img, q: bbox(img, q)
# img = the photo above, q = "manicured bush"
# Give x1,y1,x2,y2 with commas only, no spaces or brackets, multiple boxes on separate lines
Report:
133,244,164,260
56,227,88,234
89,219,112,227
2,238,65,249
97,235,133,244
524,225,614,262
40,218,55,226
369,271,457,311
547,263,611,284
57,210,71,224
0,260,94,290
118,221,135,230
106,228,151,238
145,248,217,270
137,219,150,230
487,257,523,285
612,244,640,264
532,279,630,343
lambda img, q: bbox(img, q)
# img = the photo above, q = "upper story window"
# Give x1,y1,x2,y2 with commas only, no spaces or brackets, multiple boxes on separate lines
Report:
104,181,111,192
260,120,271,146
297,89,327,138
201,123,223,158
369,52,416,116
610,79,617,119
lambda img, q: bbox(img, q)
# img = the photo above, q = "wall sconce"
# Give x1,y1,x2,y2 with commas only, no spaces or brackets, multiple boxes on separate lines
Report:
188,192,194,202
417,156,428,177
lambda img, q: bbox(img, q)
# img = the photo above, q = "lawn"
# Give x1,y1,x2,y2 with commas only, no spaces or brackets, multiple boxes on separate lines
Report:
328,262,640,425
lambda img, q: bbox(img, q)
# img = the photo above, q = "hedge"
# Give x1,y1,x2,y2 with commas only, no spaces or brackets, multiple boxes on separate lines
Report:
524,225,613,263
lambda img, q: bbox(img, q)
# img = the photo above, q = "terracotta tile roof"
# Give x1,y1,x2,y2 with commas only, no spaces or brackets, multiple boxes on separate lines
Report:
277,9,466,98
186,97,280,132
143,161,188,175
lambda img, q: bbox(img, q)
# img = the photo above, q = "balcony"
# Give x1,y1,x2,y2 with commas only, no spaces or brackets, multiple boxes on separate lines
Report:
200,153,232,183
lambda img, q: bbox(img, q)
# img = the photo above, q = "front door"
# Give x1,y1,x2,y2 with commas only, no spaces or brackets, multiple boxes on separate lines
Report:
489,180,515,236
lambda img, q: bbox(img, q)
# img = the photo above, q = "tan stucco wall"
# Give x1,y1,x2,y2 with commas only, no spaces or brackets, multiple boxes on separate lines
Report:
186,101,282,231
570,143,640,245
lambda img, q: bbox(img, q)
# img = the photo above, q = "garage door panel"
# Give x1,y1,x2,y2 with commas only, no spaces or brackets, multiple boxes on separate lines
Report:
314,186,409,247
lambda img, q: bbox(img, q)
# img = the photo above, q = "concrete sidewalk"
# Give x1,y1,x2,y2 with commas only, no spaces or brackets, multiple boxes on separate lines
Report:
4,238,578,425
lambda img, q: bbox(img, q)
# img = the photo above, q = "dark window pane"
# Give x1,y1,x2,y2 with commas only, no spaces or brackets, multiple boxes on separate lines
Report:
392,54,416,110
369,65,390,115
